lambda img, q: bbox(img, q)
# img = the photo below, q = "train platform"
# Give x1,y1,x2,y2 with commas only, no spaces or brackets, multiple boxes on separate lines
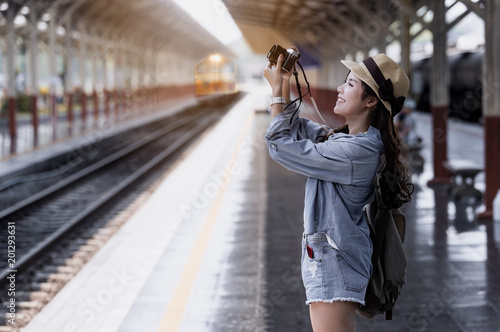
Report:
21,85,500,332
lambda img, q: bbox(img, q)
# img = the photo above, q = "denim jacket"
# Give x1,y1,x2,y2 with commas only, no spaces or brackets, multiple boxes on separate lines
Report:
265,103,385,278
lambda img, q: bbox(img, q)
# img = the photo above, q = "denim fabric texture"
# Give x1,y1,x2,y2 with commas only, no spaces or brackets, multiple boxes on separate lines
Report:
265,102,384,280
302,233,368,305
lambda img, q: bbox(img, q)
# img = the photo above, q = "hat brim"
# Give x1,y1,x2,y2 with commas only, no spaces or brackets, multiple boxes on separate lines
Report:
340,59,392,114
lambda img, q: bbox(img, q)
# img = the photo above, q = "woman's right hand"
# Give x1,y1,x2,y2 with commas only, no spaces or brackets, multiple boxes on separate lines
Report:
263,54,285,97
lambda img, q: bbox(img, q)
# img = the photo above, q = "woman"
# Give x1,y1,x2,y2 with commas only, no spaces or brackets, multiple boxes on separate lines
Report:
263,49,413,332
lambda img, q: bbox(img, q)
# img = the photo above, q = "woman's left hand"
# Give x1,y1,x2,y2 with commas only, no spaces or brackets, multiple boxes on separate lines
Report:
282,46,299,82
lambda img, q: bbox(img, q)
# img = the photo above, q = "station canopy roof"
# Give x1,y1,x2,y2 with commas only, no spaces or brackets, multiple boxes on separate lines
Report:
222,0,415,57
0,0,232,57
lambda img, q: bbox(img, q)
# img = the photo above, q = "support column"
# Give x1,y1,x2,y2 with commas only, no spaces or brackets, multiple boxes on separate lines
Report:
375,0,389,55
479,0,500,218
171,54,178,99
113,43,120,120
376,38,388,56
121,49,128,116
65,22,74,132
79,25,87,128
48,9,57,140
400,0,411,82
91,33,99,127
103,45,109,119
6,8,17,153
137,51,145,111
154,52,161,105
428,0,450,185
132,51,138,112
28,6,39,145
145,51,151,110
124,50,132,115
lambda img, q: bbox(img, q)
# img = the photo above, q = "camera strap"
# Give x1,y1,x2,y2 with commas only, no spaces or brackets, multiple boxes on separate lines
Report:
285,61,307,112
286,61,334,135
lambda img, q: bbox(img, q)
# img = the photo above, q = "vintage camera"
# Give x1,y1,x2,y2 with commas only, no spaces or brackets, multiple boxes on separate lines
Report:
267,44,301,72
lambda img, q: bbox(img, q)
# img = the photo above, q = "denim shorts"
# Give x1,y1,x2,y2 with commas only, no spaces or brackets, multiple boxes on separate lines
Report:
301,232,369,305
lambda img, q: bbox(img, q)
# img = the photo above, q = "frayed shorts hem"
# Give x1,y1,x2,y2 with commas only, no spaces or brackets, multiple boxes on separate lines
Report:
305,297,365,306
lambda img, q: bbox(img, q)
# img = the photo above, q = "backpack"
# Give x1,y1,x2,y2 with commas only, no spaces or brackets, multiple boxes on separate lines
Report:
357,180,407,320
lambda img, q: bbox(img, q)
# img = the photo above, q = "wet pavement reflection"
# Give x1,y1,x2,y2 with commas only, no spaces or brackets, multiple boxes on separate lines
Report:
354,176,500,331
355,111,499,331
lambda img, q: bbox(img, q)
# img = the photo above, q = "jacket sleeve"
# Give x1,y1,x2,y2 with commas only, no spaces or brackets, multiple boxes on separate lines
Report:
266,109,355,184
270,102,329,142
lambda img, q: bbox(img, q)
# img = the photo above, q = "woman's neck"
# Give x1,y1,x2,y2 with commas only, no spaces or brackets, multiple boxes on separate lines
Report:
347,122,370,135
346,111,371,135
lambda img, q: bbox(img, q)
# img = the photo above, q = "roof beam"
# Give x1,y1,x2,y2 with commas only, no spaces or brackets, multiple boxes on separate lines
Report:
344,0,398,43
447,8,472,32
58,0,87,26
391,0,431,32
458,0,485,19
324,6,380,51
75,0,113,24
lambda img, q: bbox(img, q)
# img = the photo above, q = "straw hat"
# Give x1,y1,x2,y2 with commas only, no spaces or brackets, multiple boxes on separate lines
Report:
341,54,410,116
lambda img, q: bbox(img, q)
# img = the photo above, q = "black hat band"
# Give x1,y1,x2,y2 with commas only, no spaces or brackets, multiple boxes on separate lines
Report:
362,57,405,116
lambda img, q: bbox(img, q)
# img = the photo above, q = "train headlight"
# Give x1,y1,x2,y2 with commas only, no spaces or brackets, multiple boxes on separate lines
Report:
209,54,222,62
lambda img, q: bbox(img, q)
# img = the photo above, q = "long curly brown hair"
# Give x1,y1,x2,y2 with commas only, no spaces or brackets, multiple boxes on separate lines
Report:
332,81,414,209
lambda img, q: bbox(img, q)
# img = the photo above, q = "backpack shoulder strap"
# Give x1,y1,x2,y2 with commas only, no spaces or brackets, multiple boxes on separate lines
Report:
391,208,406,243
366,188,391,263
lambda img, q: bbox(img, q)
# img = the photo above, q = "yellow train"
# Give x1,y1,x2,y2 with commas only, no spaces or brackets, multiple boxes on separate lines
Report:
195,54,238,104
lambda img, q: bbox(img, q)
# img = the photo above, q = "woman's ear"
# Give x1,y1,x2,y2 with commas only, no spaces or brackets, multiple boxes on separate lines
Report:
365,96,379,109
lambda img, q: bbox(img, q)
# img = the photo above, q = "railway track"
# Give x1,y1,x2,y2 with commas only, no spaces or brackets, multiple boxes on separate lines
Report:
0,94,241,329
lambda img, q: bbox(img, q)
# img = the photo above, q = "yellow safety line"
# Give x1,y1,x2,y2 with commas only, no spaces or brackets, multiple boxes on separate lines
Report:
157,110,256,331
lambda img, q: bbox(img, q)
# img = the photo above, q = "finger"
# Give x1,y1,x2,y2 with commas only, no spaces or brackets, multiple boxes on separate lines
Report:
290,46,299,53
276,54,283,68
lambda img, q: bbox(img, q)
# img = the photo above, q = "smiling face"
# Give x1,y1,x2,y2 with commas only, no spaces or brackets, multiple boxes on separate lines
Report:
334,72,371,119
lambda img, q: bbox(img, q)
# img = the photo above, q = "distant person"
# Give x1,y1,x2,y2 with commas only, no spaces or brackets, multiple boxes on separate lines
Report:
395,99,419,147
395,99,424,174
263,49,413,332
